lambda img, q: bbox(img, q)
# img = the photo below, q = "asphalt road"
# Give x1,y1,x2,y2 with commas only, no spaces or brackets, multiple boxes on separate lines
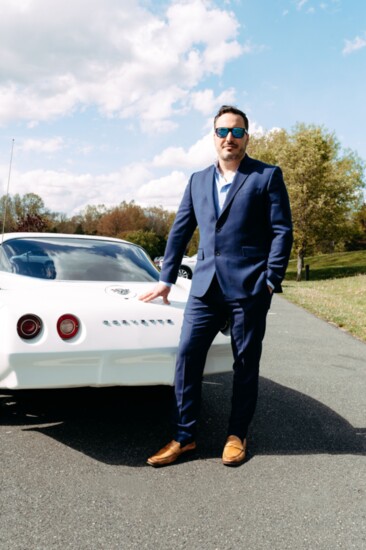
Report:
1,296,365,550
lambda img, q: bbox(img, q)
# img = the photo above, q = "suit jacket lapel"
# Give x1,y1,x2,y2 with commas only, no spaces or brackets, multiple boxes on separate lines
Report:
219,155,252,218
203,164,218,219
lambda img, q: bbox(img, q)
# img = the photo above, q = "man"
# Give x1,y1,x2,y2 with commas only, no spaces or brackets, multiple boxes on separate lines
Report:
139,105,293,467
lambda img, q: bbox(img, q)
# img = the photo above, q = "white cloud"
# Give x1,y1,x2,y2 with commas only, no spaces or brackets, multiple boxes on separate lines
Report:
343,34,366,55
1,134,214,214
153,132,216,170
0,0,244,128
19,137,64,153
294,0,320,14
0,159,195,214
296,0,309,9
0,80,81,125
137,171,188,210
189,88,237,116
2,163,153,215
249,121,266,136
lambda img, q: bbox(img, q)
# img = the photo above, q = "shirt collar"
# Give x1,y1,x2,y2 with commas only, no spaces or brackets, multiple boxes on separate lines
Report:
215,162,236,185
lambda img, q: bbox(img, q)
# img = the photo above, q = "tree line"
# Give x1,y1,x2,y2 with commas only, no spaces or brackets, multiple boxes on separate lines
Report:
1,124,365,280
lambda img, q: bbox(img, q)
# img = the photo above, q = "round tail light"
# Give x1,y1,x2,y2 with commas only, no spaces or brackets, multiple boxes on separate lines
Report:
57,314,80,340
17,314,42,340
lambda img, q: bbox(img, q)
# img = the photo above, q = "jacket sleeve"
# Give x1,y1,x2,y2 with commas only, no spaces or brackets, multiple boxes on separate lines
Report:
160,176,198,285
266,167,293,291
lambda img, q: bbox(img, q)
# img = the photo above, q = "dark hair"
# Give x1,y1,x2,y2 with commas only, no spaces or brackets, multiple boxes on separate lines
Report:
214,105,249,131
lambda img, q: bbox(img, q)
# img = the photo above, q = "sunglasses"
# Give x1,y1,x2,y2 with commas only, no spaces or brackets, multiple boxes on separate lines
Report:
215,127,247,139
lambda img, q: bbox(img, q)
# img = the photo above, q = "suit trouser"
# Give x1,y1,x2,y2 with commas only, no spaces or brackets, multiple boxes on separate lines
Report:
173,276,272,444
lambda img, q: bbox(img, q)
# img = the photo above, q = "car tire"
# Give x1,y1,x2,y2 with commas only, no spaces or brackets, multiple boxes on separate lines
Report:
178,266,192,279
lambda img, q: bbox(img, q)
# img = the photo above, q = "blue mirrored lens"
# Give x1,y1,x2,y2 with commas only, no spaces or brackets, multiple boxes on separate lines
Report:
215,127,246,138
231,128,245,138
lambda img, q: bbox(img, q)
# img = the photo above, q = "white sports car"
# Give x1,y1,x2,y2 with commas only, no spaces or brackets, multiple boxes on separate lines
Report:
0,233,231,390
178,254,197,279
157,254,197,279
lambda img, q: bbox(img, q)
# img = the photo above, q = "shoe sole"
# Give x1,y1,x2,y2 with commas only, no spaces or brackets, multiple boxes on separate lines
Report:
222,456,246,467
146,445,196,467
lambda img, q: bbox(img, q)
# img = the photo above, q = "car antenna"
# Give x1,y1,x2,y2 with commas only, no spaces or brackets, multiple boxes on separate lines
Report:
1,138,15,244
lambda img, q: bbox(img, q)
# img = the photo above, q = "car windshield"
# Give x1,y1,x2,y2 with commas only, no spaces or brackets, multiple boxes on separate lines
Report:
0,236,160,282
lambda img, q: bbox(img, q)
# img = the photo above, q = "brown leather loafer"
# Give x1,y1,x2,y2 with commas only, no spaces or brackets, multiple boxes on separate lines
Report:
222,435,247,466
147,440,196,467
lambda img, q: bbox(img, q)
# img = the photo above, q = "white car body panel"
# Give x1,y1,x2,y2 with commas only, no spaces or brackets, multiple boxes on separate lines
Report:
0,233,232,389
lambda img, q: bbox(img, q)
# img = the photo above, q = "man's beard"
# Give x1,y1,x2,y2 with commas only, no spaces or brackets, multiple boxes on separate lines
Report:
222,148,244,161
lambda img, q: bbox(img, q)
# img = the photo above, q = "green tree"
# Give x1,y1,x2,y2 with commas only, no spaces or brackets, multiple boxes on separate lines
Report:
249,125,365,280
345,202,366,250
50,213,82,234
1,192,52,233
13,192,47,218
14,193,52,232
80,204,107,235
0,194,17,231
122,229,162,259
144,206,175,239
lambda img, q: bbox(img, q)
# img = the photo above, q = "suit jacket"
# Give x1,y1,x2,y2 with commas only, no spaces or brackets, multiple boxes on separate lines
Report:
160,154,293,299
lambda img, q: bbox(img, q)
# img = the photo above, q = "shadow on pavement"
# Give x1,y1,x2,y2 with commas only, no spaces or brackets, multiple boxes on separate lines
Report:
0,374,365,466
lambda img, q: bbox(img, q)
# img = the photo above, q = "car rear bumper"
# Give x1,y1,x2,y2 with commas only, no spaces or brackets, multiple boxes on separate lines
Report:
0,343,232,389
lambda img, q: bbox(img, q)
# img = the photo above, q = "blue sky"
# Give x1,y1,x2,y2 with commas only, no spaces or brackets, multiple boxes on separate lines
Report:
0,0,365,215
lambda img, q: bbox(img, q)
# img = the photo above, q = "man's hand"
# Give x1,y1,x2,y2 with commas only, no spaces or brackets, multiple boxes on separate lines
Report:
138,282,171,304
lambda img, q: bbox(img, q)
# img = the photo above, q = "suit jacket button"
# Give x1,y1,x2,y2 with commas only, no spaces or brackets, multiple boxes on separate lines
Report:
216,227,221,232
215,251,220,256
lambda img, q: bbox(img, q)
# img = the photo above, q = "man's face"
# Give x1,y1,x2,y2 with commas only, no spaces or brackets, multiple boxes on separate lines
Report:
214,112,249,163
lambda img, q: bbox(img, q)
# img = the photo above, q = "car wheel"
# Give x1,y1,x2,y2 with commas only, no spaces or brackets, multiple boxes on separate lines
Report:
219,317,230,336
178,266,192,279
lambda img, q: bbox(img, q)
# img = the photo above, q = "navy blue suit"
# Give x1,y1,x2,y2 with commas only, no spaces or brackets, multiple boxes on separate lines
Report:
161,154,293,443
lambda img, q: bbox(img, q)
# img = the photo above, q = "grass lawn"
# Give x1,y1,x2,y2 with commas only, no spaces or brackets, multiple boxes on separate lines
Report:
286,250,366,280
282,274,366,342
